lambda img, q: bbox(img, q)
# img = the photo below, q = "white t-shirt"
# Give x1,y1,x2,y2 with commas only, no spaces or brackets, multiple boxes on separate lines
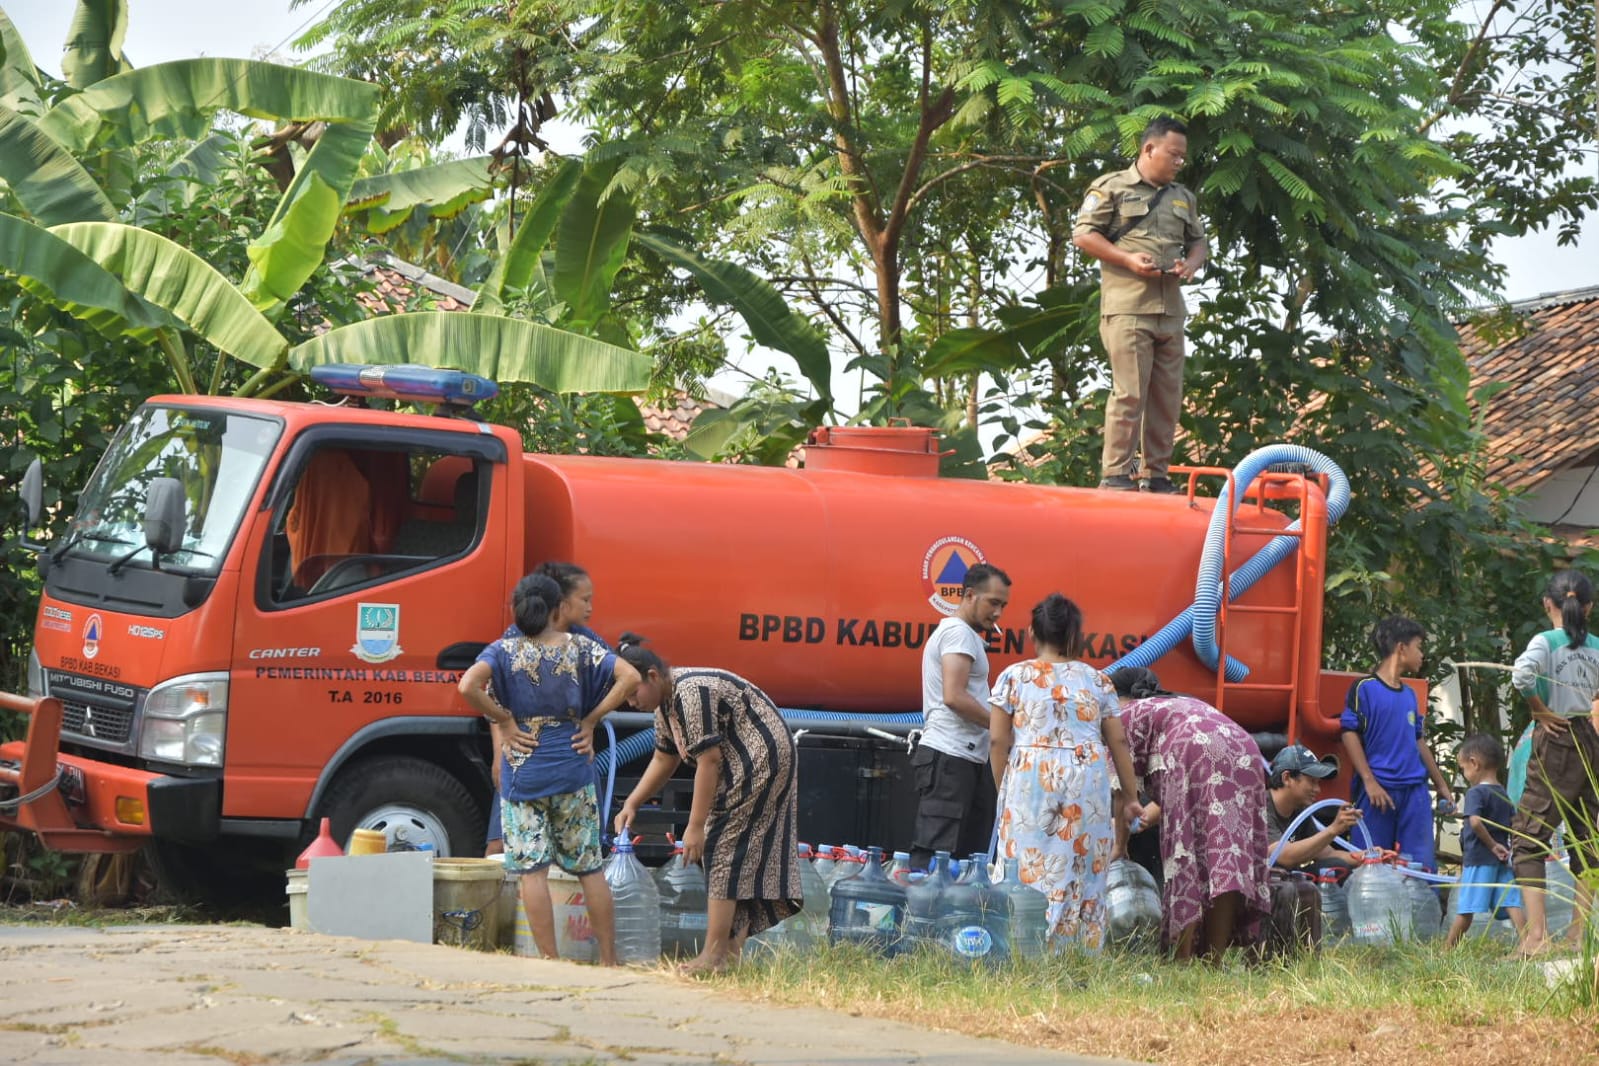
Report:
919,615,991,763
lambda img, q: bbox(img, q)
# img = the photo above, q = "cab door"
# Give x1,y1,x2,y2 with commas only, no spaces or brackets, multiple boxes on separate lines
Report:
225,426,509,837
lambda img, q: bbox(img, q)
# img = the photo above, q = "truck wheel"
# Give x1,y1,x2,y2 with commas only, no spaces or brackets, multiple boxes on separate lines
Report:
317,756,483,857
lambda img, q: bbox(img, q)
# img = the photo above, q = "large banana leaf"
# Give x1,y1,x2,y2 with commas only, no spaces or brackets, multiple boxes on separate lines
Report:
49,221,288,369
242,115,378,313
38,59,380,151
0,211,171,340
551,162,635,331
346,156,494,234
475,157,583,314
31,59,383,317
0,106,116,225
288,311,653,394
240,168,347,312
61,0,130,90
0,9,42,115
634,230,833,401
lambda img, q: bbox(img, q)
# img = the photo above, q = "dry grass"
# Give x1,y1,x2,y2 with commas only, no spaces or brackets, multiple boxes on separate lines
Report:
707,937,1599,1065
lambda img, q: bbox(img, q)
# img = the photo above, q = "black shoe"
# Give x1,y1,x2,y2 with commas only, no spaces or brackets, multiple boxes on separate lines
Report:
1140,477,1182,494
1098,475,1137,491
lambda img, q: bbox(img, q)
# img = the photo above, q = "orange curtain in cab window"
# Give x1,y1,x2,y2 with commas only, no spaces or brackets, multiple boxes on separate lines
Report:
285,449,373,585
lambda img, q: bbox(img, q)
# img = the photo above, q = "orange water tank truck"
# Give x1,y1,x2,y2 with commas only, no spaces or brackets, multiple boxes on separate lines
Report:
0,365,1364,878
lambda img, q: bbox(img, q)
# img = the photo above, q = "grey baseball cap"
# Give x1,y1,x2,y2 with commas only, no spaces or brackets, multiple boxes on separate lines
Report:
1270,743,1339,779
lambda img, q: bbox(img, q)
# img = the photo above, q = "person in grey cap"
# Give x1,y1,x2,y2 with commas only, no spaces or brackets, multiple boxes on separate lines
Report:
1267,744,1362,870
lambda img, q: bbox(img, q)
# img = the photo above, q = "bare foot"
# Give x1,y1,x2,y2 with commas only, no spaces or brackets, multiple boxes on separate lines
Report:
677,949,732,975
1514,936,1552,960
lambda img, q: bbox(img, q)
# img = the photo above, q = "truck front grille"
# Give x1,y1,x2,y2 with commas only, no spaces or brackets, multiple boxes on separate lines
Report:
44,671,145,753
59,699,136,744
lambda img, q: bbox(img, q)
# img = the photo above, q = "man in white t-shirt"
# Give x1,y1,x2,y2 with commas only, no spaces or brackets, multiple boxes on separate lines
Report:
910,563,1011,870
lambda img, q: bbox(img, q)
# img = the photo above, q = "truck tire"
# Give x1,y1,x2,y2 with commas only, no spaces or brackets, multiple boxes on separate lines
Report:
316,755,483,858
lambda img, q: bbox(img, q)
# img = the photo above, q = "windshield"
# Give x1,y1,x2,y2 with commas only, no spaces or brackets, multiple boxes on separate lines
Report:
66,406,281,575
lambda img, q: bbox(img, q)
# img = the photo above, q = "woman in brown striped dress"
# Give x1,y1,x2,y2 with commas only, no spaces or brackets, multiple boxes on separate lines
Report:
613,633,801,972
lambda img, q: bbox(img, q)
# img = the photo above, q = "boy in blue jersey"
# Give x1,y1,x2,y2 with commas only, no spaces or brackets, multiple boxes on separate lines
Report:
1340,616,1456,869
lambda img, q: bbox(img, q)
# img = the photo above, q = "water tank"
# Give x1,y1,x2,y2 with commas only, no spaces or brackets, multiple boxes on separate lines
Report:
522,442,1322,728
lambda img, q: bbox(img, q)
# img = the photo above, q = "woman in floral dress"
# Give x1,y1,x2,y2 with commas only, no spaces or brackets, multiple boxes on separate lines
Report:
1109,667,1272,962
989,594,1138,951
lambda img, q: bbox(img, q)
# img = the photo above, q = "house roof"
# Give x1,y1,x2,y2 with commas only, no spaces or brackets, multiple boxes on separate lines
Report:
1459,284,1599,494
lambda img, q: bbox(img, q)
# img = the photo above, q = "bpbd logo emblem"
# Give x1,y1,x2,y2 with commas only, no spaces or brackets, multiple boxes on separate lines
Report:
920,535,987,616
352,603,403,664
82,613,104,660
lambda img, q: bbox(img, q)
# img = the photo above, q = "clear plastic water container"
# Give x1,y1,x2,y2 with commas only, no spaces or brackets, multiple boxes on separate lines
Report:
813,844,838,885
1346,858,1412,946
828,845,907,955
1401,861,1442,941
1546,855,1577,939
1104,858,1162,952
604,830,661,964
903,850,953,948
748,842,829,957
1316,869,1351,942
886,851,914,886
655,843,708,958
996,857,1049,959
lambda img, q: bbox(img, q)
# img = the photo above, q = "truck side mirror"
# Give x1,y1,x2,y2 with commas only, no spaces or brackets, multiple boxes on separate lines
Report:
144,477,187,556
20,458,42,529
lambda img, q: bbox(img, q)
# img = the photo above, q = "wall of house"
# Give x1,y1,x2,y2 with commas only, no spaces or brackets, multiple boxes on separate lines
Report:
1524,465,1599,527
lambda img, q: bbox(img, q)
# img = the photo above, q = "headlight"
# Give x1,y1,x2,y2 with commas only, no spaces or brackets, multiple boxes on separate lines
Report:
138,673,227,767
26,648,43,699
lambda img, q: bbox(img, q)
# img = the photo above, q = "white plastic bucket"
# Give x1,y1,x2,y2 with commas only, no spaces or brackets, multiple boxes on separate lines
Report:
284,868,308,930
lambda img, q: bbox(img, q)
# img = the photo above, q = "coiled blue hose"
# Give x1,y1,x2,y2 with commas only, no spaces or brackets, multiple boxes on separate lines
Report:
1189,444,1351,680
1099,445,1349,678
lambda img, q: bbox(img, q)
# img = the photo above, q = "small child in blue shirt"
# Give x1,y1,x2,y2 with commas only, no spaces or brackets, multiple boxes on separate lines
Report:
1340,615,1456,869
1444,734,1524,948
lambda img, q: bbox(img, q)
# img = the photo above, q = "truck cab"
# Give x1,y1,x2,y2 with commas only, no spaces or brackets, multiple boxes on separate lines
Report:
7,371,522,864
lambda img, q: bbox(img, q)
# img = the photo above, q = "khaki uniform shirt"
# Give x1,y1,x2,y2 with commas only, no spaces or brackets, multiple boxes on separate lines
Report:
1072,164,1204,316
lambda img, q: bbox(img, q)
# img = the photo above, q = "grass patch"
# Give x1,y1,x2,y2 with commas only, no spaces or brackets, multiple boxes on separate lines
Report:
709,939,1599,1065
0,902,212,926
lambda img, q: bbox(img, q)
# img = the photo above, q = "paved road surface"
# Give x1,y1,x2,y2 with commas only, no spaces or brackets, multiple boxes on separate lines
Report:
0,924,1125,1065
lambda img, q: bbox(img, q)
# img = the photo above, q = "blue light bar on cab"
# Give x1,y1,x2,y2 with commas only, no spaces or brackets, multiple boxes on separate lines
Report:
308,364,499,407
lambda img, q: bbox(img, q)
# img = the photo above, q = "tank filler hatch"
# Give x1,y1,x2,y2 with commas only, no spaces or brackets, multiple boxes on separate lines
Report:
802,424,951,477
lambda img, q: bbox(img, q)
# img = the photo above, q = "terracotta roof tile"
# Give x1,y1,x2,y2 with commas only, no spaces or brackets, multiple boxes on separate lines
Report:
1459,285,1599,495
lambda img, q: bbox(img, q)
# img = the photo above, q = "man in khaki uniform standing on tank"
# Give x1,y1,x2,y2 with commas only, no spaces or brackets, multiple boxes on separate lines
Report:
1073,116,1208,493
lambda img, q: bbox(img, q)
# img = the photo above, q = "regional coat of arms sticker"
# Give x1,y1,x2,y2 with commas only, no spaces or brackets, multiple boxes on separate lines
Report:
352,602,403,664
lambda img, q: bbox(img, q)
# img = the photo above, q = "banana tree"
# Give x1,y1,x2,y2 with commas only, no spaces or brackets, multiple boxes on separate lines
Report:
0,0,648,399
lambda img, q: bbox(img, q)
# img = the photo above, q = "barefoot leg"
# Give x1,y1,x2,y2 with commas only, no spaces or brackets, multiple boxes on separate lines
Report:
681,898,738,974
1203,891,1240,963
520,869,558,959
576,870,616,966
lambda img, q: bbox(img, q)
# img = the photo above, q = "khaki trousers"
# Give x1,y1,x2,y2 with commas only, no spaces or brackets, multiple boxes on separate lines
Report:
1099,312,1186,480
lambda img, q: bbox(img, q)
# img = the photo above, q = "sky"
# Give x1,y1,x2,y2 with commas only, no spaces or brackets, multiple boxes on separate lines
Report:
9,0,1599,406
